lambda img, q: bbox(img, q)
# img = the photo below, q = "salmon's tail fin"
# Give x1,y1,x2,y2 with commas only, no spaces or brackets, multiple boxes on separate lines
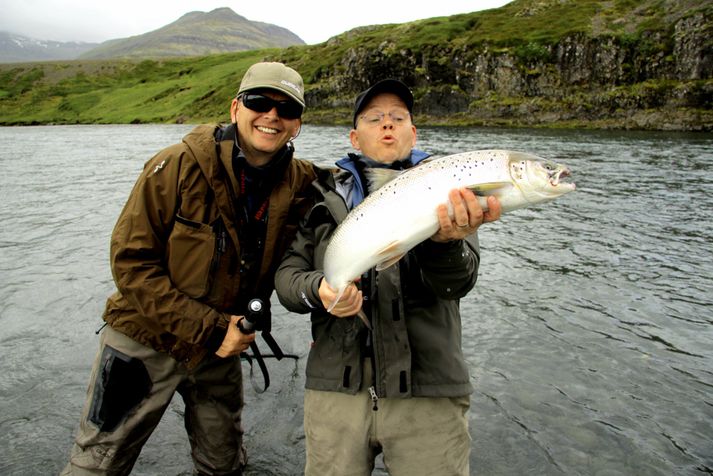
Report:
326,284,372,330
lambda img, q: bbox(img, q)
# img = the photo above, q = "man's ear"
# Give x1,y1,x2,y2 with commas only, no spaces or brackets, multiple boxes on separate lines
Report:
230,98,239,123
349,129,361,151
291,122,302,140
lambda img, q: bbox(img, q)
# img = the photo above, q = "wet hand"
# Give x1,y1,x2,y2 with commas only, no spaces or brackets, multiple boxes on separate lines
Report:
318,278,363,317
431,188,502,242
215,315,256,358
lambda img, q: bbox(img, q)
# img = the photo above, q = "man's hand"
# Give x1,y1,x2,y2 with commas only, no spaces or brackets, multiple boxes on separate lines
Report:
215,315,256,358
318,278,363,317
431,188,502,243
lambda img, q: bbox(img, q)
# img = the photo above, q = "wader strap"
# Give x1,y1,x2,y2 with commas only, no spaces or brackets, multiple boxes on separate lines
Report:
241,332,295,393
244,341,271,393
261,331,285,360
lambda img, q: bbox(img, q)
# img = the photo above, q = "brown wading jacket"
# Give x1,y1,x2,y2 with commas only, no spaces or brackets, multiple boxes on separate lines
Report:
103,124,316,369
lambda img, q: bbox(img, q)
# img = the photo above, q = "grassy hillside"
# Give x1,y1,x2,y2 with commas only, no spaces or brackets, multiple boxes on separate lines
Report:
278,0,703,83
0,0,710,129
0,51,270,124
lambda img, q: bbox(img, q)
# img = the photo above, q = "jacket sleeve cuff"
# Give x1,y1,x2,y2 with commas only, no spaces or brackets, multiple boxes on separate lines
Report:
416,238,464,260
203,314,230,352
309,273,326,310
416,236,480,274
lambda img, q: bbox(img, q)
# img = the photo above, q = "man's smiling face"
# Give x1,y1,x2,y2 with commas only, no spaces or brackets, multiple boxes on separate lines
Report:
232,90,301,167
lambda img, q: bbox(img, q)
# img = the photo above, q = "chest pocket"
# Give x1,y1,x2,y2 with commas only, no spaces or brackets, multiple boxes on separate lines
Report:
166,214,217,298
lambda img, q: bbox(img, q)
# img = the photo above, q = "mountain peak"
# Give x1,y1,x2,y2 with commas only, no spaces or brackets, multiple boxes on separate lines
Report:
79,8,304,60
0,31,98,62
208,7,244,17
177,7,246,22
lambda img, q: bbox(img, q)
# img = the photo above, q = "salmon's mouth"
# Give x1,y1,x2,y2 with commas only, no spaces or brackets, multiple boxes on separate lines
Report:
551,167,576,190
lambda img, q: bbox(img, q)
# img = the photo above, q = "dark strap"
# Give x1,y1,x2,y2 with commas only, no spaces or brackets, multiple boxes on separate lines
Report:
241,332,297,393
261,331,285,360
243,341,271,393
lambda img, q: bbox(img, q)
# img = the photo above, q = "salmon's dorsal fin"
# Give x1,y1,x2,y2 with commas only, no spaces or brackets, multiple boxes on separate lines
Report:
468,181,513,196
364,168,401,193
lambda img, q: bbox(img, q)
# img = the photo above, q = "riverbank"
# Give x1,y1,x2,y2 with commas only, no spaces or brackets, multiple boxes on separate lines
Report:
306,105,712,132
2,0,711,131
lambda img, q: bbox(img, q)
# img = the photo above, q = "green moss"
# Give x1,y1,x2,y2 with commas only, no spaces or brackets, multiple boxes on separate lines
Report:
0,0,709,129
513,42,551,63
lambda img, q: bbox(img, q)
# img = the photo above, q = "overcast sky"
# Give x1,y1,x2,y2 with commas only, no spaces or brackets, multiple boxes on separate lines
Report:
1,0,512,45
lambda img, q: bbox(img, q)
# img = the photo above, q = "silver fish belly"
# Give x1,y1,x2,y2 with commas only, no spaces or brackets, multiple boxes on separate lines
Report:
323,149,575,308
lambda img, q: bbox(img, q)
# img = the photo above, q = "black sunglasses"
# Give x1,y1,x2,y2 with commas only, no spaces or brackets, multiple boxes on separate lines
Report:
241,93,303,120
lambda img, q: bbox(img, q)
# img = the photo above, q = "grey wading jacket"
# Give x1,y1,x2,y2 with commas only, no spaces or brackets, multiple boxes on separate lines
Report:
275,163,480,398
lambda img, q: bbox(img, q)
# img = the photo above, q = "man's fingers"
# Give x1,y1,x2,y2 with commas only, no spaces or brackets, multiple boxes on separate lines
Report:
333,289,362,313
460,188,483,227
449,189,469,227
436,204,452,231
483,196,502,223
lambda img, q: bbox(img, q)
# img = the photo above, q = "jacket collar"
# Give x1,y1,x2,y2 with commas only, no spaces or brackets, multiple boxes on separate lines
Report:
212,124,294,197
335,149,430,207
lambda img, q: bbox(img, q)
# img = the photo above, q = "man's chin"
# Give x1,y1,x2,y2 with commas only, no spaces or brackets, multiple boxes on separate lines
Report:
372,155,402,164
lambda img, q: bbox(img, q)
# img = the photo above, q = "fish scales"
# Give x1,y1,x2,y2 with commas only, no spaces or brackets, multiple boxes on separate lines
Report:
323,149,575,309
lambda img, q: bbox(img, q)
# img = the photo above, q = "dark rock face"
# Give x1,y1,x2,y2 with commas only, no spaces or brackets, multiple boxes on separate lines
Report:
306,12,712,131
674,12,713,80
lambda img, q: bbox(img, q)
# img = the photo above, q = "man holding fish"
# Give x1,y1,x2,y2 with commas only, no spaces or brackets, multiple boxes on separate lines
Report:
275,79,502,475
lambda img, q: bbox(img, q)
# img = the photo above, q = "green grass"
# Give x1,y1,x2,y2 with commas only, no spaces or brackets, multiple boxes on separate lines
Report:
0,51,277,124
0,0,710,128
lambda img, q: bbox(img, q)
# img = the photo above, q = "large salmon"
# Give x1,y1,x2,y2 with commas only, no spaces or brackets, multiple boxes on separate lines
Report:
323,150,575,314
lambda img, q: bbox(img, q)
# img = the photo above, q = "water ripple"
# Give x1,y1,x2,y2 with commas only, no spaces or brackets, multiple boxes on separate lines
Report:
1,125,712,475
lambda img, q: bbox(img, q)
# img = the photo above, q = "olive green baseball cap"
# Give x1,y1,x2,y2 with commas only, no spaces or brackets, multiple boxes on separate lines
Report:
237,62,305,107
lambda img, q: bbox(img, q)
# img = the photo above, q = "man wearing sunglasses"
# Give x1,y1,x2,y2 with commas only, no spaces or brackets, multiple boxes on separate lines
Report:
275,79,502,475
63,62,316,476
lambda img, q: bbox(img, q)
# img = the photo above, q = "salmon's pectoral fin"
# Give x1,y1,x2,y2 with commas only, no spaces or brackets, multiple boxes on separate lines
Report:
376,253,406,271
375,241,406,271
468,181,512,196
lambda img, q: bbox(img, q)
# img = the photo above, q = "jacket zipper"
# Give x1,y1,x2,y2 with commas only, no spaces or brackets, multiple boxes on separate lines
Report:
211,222,227,276
367,268,379,411
368,385,379,411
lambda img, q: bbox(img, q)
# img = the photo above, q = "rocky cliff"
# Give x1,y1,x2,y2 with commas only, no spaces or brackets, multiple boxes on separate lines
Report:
288,0,712,131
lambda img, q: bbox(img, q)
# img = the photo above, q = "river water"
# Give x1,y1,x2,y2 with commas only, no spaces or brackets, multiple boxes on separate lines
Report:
0,124,711,475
